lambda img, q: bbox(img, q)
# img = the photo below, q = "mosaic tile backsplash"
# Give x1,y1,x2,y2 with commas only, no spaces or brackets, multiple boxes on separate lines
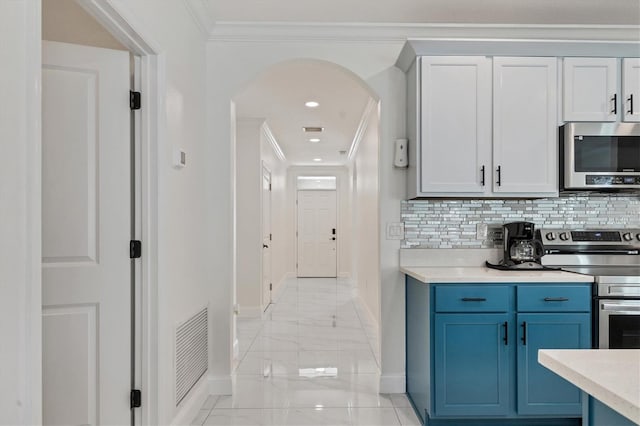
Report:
401,193,640,249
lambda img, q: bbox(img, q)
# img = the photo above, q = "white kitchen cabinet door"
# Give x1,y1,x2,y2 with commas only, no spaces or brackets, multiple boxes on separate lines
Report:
623,58,640,123
563,57,618,122
419,56,492,195
493,57,558,197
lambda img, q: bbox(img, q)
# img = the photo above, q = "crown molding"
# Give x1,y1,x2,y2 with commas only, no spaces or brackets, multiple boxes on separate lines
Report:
261,122,286,162
183,0,215,39
208,21,640,43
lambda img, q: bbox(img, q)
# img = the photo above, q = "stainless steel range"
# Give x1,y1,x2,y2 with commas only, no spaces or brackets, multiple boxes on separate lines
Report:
540,228,640,349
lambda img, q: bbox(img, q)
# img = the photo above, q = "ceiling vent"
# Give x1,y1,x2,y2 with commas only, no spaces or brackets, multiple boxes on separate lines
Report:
302,126,324,133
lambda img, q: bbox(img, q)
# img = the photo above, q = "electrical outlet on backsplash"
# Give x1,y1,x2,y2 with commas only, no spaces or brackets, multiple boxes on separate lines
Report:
401,193,640,249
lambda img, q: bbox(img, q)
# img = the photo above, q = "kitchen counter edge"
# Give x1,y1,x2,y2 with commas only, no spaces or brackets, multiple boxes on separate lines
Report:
401,266,594,283
538,349,640,425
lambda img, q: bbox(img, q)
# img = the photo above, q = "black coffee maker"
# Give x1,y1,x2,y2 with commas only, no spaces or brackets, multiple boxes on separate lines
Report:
487,221,546,270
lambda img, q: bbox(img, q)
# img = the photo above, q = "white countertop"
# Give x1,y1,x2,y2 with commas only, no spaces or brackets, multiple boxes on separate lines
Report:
401,266,593,283
539,349,640,424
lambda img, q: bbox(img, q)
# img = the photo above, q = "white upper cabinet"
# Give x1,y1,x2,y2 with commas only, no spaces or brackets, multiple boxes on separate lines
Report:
419,56,492,195
623,58,640,123
563,58,618,122
493,57,558,196
407,56,559,198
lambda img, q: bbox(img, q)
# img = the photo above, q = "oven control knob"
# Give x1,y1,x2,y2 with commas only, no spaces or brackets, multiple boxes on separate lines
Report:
545,232,556,241
623,232,633,242
559,232,570,241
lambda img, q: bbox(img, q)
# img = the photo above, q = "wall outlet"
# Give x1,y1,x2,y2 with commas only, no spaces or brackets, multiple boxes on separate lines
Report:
476,223,488,239
387,222,405,240
487,225,504,245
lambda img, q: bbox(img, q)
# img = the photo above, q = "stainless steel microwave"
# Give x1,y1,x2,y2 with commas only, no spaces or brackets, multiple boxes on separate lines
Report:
561,123,640,190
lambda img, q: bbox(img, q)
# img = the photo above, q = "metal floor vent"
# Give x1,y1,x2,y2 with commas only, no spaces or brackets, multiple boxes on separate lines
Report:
175,307,208,406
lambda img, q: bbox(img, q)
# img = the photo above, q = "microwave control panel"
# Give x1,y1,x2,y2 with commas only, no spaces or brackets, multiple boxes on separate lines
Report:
586,175,640,186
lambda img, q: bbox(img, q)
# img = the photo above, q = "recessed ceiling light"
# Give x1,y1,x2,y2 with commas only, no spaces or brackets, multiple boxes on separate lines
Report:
313,158,322,162
309,138,320,143
305,101,319,108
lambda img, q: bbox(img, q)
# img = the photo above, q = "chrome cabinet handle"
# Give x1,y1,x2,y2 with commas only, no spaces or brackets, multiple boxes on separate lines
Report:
521,322,527,345
481,166,486,186
602,303,640,312
628,94,634,115
503,321,508,346
461,297,487,302
544,297,569,302
612,94,618,114
496,166,502,186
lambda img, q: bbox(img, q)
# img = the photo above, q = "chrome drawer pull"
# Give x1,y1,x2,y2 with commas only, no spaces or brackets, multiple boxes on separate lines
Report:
461,297,487,302
544,297,569,302
602,303,640,312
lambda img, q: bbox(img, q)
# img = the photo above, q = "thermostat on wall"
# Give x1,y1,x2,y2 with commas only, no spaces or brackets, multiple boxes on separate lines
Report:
173,147,186,168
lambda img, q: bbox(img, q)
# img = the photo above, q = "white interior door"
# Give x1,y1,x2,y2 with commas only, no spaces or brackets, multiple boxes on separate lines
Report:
297,190,337,278
262,168,272,310
42,41,131,426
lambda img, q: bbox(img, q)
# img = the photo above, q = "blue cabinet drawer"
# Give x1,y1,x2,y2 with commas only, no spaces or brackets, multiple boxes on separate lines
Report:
435,285,510,312
517,285,591,312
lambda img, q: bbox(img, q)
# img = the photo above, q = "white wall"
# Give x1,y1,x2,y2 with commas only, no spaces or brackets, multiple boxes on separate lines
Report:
235,119,264,313
235,119,288,314
0,2,41,424
351,104,381,325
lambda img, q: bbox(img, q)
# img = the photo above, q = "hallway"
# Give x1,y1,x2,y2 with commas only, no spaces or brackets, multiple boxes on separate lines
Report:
191,278,420,425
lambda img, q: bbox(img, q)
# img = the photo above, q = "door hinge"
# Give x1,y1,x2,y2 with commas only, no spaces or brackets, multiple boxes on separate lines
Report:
270,233,272,241
130,389,142,408
130,240,142,259
269,283,272,291
269,183,272,191
130,91,141,110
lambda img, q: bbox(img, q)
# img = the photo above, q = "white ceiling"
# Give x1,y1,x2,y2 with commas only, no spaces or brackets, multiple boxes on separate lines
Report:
207,0,640,25
234,60,373,166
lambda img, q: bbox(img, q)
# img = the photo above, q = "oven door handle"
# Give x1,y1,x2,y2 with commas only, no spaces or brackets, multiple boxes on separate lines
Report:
601,303,640,312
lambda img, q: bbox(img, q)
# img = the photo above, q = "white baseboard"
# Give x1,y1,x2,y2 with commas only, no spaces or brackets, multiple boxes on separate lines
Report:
236,305,262,318
171,373,210,426
209,374,232,395
380,374,406,394
356,294,379,329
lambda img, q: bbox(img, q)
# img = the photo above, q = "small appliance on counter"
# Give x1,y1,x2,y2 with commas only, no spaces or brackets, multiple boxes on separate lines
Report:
486,221,550,270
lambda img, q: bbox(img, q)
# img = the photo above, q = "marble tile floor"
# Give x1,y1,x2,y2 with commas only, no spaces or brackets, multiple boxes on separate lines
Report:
192,277,421,426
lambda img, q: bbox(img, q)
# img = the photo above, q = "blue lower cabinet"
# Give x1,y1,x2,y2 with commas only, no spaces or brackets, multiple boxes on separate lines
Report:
434,313,512,416
516,313,591,416
406,280,592,425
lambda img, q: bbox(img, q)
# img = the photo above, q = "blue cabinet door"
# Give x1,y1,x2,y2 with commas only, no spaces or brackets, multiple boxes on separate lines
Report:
434,313,512,417
517,313,591,416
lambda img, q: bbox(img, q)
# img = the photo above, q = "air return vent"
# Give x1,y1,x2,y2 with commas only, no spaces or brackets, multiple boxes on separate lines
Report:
175,307,208,406
302,126,324,132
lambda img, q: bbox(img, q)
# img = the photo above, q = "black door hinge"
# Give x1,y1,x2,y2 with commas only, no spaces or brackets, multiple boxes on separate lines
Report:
130,91,141,110
130,389,142,408
270,283,272,291
130,240,142,259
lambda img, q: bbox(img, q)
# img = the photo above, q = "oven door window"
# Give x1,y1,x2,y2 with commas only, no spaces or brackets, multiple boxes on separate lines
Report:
574,135,640,172
609,314,640,349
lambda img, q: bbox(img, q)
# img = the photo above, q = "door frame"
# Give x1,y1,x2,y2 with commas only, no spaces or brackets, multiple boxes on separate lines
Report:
261,163,272,310
26,1,163,424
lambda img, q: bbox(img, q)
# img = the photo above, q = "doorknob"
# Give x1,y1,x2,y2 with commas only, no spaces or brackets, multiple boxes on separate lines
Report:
263,244,269,248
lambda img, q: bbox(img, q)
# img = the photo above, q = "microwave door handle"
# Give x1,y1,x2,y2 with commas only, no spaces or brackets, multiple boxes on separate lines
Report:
601,303,640,312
